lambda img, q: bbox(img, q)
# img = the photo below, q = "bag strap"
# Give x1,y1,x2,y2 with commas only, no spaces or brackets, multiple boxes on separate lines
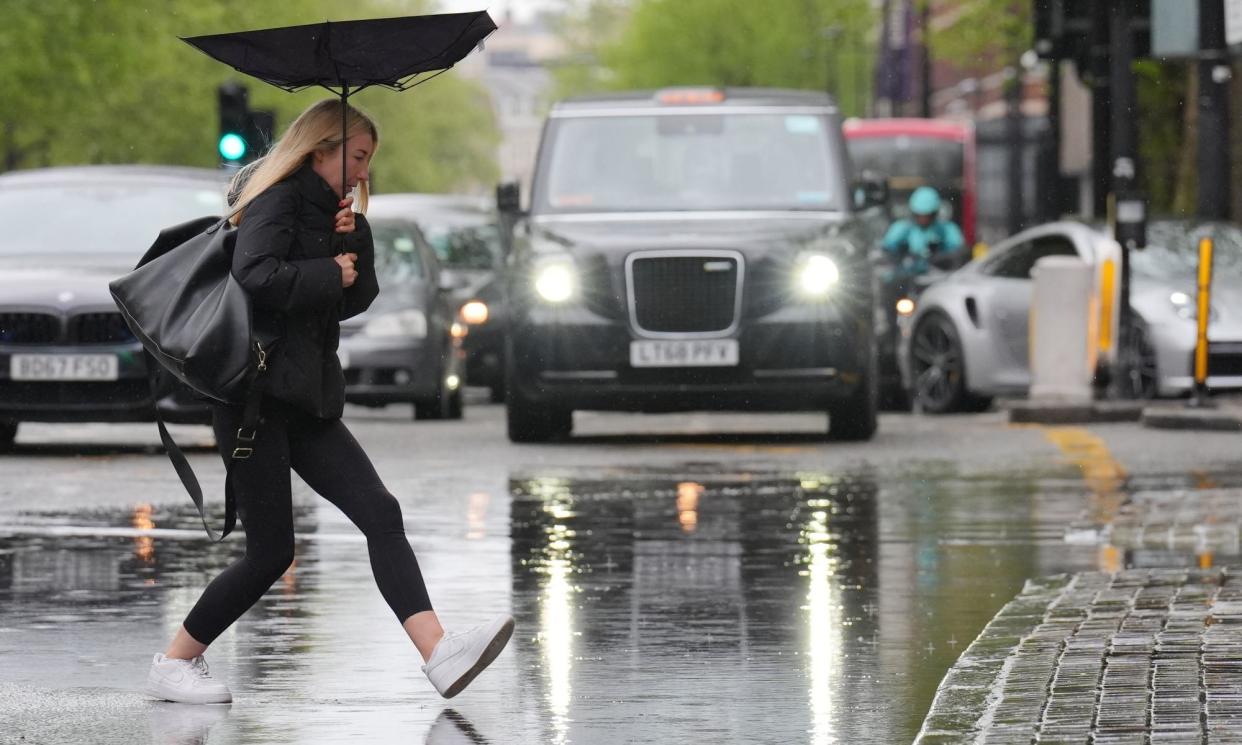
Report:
147,348,266,542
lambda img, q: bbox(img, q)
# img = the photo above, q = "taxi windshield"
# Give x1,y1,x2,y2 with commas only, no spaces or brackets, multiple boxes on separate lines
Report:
537,112,842,213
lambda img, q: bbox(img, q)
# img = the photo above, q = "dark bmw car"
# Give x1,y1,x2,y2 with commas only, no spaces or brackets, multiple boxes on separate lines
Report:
0,166,228,450
498,87,882,442
338,214,465,419
367,194,506,401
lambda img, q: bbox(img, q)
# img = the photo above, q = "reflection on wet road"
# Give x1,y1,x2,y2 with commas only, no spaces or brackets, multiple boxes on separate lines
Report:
0,458,1146,744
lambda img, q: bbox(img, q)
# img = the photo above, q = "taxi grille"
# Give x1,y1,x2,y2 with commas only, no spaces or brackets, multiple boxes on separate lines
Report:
627,253,742,335
0,313,60,345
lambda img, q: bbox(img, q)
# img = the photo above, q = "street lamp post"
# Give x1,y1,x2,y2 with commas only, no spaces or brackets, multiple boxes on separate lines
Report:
1108,0,1146,399
1198,0,1231,220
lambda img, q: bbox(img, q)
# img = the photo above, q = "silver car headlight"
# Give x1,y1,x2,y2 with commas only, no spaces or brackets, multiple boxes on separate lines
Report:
796,254,841,297
534,261,576,303
363,309,428,339
1169,291,1217,321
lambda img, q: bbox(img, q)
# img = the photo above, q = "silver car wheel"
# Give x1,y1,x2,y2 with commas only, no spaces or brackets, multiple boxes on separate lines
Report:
910,314,966,413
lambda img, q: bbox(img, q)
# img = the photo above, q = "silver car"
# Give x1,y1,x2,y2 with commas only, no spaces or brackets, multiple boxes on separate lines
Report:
338,214,465,420
899,219,1242,412
367,193,506,401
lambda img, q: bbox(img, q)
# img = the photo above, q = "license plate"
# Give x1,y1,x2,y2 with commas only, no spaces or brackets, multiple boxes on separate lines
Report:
10,354,119,381
630,339,739,368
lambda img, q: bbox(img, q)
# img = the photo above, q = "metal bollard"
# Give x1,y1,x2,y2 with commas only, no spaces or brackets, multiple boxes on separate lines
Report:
1030,256,1096,404
1189,236,1215,408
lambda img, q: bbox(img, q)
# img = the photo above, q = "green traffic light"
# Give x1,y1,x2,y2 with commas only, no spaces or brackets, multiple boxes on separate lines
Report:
218,132,247,161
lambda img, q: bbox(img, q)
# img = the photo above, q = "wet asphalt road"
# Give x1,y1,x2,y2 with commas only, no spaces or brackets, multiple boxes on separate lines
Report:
1,397,1240,744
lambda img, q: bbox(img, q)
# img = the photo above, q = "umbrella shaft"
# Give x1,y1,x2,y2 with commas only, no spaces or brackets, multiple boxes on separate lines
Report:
341,85,349,204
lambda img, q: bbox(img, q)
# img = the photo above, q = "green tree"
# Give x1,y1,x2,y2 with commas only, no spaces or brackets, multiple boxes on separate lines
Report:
0,0,499,192
1135,60,1192,216
929,0,1031,70
553,0,876,116
548,0,633,100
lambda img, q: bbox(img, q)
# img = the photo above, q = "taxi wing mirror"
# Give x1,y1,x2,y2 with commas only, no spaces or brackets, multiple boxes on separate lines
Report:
495,181,524,258
852,172,889,211
496,181,522,215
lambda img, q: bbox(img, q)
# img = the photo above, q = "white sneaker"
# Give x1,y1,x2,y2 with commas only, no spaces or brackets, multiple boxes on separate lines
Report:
145,653,233,704
422,615,514,699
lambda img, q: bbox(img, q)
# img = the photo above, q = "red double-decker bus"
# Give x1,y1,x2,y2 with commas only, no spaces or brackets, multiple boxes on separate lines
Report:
843,118,976,247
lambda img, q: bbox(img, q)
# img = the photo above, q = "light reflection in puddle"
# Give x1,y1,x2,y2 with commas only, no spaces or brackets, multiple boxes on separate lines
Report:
466,491,492,540
676,481,702,534
1,464,1181,743
803,502,841,745
529,476,576,745
132,502,155,565
509,469,880,742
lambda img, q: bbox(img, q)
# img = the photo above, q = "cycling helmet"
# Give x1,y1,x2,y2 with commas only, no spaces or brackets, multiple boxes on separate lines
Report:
908,186,941,216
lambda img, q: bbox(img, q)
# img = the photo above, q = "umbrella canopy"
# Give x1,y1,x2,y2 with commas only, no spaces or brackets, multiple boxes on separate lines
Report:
183,12,497,195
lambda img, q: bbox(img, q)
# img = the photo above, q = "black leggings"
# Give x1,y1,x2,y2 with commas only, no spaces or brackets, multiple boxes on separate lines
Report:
182,398,432,646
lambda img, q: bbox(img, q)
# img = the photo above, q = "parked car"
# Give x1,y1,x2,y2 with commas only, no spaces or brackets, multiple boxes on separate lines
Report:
899,219,1242,412
367,194,507,401
339,213,465,419
497,87,885,442
0,165,229,450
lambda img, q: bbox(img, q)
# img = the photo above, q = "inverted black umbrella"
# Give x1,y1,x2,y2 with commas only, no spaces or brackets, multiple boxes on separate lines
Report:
183,11,497,194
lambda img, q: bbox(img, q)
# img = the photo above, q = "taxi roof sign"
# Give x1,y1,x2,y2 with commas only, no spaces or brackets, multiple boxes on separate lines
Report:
655,88,726,105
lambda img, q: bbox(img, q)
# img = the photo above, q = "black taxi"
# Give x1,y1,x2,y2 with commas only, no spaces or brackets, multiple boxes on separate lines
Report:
498,88,882,442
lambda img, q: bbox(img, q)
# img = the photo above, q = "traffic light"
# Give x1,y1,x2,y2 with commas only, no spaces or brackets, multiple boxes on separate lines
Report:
217,82,251,165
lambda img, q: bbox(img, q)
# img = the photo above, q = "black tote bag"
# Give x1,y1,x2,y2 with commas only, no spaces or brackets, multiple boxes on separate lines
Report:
110,216,256,404
109,215,270,541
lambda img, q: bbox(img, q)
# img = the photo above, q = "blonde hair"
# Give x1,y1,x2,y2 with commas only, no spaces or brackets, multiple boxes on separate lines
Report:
228,98,379,225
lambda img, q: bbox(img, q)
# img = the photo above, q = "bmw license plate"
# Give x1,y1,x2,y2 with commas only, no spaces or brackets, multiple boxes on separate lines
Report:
10,354,119,381
630,339,739,368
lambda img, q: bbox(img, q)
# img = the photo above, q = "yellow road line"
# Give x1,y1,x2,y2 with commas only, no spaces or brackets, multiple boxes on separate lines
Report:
1039,426,1128,572
1040,426,1127,521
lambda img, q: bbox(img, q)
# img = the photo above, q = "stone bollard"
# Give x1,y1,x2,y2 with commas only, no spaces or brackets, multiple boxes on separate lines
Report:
1029,255,1095,404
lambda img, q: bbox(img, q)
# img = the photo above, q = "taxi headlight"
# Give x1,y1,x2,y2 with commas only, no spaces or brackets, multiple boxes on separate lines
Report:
534,262,576,303
363,309,427,339
797,254,840,296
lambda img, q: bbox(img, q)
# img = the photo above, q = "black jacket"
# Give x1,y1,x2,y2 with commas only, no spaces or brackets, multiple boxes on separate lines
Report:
232,160,378,419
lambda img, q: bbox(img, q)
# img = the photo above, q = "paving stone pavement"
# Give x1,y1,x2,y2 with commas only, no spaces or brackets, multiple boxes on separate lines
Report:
914,568,1242,744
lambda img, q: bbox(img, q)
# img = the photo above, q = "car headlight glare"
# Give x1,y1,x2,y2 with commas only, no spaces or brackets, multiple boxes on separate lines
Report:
363,309,428,339
797,254,840,296
1170,290,1217,321
535,263,575,303
460,300,489,325
896,297,916,316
